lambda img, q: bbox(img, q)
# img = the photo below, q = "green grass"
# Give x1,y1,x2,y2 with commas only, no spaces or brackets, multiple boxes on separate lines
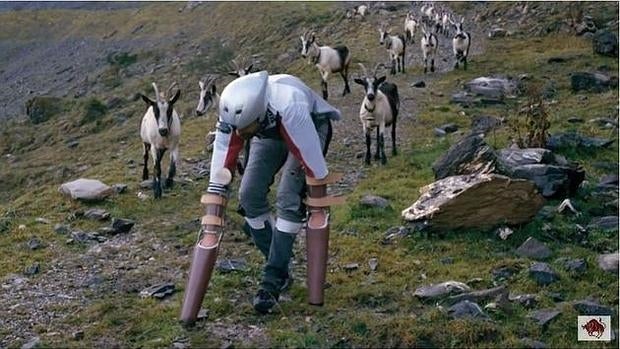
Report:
0,2,618,348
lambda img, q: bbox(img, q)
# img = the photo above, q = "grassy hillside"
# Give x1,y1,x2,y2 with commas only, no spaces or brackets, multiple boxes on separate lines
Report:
0,2,618,348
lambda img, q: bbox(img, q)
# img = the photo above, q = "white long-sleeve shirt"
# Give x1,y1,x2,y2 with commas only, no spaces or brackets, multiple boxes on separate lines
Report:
209,74,341,182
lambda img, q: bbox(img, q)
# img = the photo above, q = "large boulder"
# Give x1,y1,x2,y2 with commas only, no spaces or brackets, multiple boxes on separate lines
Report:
497,148,585,198
571,72,618,93
59,178,114,201
401,174,545,230
432,133,497,180
464,76,519,99
593,31,619,57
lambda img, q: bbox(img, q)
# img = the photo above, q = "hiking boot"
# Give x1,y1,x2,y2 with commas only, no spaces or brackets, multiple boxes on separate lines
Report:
280,272,294,292
253,289,279,314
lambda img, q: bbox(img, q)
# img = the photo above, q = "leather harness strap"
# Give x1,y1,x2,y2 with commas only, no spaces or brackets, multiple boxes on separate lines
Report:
304,195,346,207
306,172,344,186
201,215,223,227
200,194,226,206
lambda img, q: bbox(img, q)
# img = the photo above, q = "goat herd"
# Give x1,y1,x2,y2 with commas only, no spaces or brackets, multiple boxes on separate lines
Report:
138,3,472,198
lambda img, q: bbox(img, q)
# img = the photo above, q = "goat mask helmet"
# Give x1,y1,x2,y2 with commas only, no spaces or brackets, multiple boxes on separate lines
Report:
219,71,268,138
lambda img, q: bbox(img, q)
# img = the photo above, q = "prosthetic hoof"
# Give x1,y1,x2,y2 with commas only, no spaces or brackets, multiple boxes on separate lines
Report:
306,210,329,306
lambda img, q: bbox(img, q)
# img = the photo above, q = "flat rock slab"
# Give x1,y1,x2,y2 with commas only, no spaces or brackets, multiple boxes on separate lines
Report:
597,252,619,274
140,283,175,299
448,300,489,320
519,338,547,349
497,148,556,168
556,258,587,274
516,237,552,260
529,262,559,285
507,164,585,198
529,309,561,327
471,115,503,134
413,281,471,301
547,132,614,151
573,300,614,316
509,294,538,309
111,218,135,234
59,178,114,201
571,72,618,93
402,174,544,230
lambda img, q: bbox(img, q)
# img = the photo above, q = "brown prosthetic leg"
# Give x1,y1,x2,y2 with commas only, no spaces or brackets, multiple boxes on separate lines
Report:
305,172,345,306
180,170,231,327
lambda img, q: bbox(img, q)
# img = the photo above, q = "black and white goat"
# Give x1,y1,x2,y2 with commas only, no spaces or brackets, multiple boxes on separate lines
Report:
420,3,435,26
404,12,419,44
195,75,219,116
139,82,181,199
421,25,438,73
441,11,452,37
300,30,352,100
451,17,471,70
379,23,406,75
354,63,399,165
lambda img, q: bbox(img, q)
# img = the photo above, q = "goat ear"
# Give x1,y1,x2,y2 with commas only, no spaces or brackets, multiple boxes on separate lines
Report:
211,84,216,94
353,78,365,86
245,64,253,74
376,76,386,86
169,89,181,105
139,93,155,106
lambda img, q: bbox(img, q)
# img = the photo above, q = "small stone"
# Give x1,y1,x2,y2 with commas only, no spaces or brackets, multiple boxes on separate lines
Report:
597,252,619,273
588,216,619,232
497,226,513,240
72,331,84,341
440,257,454,265
140,283,176,299
448,300,489,319
35,218,50,224
27,238,42,250
434,128,447,137
368,258,378,271
197,308,208,320
66,140,80,149
519,337,547,349
567,117,584,123
24,263,40,276
556,199,580,215
54,224,70,234
84,208,110,221
411,80,426,88
343,263,359,271
216,259,247,273
111,218,135,234
509,294,538,309
21,337,41,349
548,292,565,302
414,281,471,301
528,309,561,327
556,258,587,274
360,194,390,209
573,300,614,315
439,123,458,133
529,262,558,285
517,237,552,260
140,179,153,189
112,183,128,194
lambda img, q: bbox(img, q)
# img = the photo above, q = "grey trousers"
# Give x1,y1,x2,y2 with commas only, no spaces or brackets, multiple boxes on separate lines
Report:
238,117,332,225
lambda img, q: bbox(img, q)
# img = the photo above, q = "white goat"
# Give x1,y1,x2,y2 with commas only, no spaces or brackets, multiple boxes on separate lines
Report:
379,23,406,75
195,75,219,117
139,82,181,199
346,4,368,19
404,12,419,43
421,3,435,26
300,30,352,100
421,25,438,73
442,12,452,37
227,55,254,77
451,17,471,70
354,63,399,165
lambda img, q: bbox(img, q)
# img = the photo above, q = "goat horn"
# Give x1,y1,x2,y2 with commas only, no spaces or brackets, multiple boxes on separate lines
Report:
152,82,161,103
373,63,385,77
167,81,178,99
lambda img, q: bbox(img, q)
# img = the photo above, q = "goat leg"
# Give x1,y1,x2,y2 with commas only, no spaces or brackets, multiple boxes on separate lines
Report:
321,79,328,100
153,148,165,199
374,127,381,160
392,123,397,156
431,59,435,73
142,142,150,180
379,133,387,165
364,130,371,165
165,150,177,189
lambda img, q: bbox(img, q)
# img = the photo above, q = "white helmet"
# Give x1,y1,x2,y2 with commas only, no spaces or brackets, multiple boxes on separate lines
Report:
219,71,268,130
